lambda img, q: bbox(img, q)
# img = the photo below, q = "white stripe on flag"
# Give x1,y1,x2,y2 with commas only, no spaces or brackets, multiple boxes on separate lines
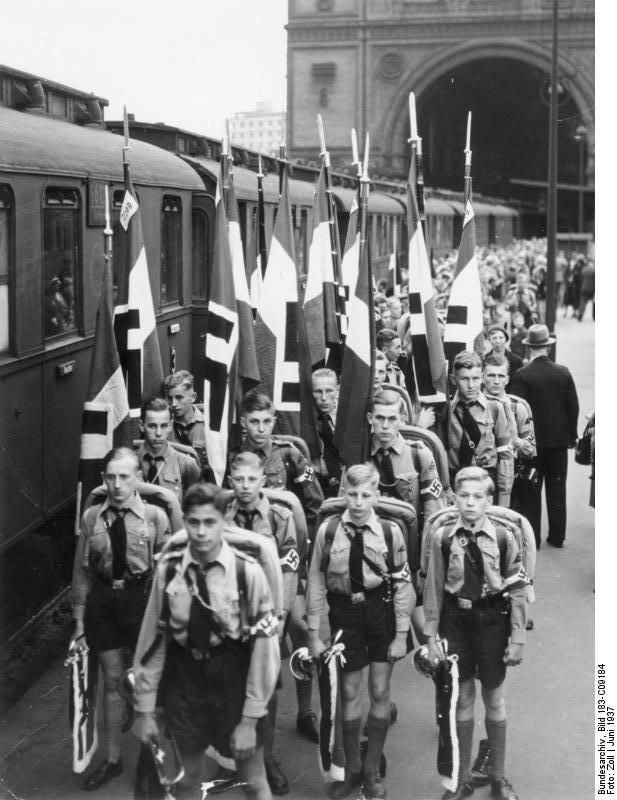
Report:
80,401,113,460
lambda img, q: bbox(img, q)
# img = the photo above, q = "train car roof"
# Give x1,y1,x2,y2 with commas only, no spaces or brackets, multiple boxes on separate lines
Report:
0,107,203,189
490,204,518,217
182,155,317,205
331,185,405,214
425,197,456,216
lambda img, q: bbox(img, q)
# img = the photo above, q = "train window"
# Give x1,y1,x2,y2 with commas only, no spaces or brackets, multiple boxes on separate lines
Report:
192,208,209,300
43,188,80,340
161,195,182,306
0,187,11,352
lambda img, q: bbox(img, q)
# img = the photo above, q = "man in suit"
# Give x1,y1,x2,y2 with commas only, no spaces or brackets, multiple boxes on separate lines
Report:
509,325,579,548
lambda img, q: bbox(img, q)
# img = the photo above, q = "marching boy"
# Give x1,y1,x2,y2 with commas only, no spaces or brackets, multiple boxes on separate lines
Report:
307,464,414,800
423,467,527,800
227,451,300,794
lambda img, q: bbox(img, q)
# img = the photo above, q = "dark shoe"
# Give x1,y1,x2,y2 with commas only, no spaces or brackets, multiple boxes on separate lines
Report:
296,711,319,743
83,759,122,791
526,618,534,631
490,777,519,800
442,781,474,800
265,757,289,795
546,538,564,548
362,770,387,798
470,738,491,787
327,771,362,799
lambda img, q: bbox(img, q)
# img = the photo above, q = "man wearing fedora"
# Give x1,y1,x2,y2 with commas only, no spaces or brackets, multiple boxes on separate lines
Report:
485,326,523,393
509,325,579,548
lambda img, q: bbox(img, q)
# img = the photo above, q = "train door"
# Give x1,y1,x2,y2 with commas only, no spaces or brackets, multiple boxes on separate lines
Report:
190,194,215,398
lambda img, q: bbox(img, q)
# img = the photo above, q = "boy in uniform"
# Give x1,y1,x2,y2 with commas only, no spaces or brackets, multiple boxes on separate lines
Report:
72,448,170,791
227,452,300,794
307,464,414,800
423,467,527,800
132,483,280,800
448,352,513,507
136,398,200,500
164,370,215,481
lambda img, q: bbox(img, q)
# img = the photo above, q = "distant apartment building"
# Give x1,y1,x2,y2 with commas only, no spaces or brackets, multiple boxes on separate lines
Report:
227,101,285,155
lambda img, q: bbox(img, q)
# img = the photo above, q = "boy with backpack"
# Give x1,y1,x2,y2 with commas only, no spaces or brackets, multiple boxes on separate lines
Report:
131,483,280,800
307,464,414,800
227,451,300,794
423,467,528,800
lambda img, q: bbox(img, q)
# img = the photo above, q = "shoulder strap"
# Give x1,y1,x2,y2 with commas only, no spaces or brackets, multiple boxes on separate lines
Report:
139,554,181,667
320,515,341,572
405,440,423,474
235,551,248,607
380,519,395,572
440,525,454,566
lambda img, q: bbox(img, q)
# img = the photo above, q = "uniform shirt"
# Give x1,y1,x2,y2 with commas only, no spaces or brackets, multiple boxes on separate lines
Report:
227,494,299,614
314,409,344,494
136,442,200,500
307,509,414,635
370,433,445,522
72,492,170,622
384,362,406,389
235,438,324,530
503,393,536,461
449,391,513,503
422,515,527,644
169,406,212,480
132,539,280,718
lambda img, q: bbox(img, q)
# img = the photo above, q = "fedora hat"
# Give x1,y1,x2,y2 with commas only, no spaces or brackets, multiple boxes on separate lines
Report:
522,324,555,347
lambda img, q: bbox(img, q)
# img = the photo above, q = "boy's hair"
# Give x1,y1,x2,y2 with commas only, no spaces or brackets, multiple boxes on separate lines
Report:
163,370,195,392
483,353,509,371
344,463,380,489
141,397,171,421
182,482,227,514
370,389,405,415
376,328,398,350
102,447,140,472
374,350,388,364
229,451,264,473
452,350,483,373
242,389,274,415
454,466,494,496
312,367,338,385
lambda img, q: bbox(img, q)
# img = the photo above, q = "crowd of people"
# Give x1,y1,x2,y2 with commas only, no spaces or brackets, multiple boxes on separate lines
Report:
69,236,589,800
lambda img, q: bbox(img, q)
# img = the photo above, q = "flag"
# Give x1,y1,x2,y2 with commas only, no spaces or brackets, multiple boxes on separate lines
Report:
203,187,239,485
225,168,260,387
249,168,268,313
334,207,374,467
443,198,484,363
385,223,400,297
113,166,164,416
254,170,301,436
77,261,131,515
406,164,448,402
340,195,360,331
304,166,339,367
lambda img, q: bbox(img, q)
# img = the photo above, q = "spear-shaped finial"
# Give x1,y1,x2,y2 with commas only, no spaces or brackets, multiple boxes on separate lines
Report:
351,128,361,176
408,92,418,143
362,132,370,182
317,114,330,167
122,105,131,160
257,152,264,178
465,111,472,167
104,185,112,237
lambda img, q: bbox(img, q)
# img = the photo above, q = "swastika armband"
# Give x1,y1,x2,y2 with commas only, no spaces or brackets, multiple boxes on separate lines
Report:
252,611,279,638
391,562,412,583
294,464,314,484
421,478,443,498
280,549,300,572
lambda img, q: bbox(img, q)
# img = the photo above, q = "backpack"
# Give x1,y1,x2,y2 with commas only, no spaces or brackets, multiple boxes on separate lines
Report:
84,482,183,532
399,425,451,495
421,505,536,602
316,495,419,573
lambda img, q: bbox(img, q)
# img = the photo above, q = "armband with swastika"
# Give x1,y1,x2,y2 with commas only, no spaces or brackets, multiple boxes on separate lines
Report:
294,464,314,484
391,562,412,583
251,611,279,638
280,549,299,572
421,478,443,498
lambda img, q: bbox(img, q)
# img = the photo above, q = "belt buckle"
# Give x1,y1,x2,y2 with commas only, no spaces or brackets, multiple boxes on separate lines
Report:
457,597,473,610
190,648,204,661
350,592,366,605
112,579,126,591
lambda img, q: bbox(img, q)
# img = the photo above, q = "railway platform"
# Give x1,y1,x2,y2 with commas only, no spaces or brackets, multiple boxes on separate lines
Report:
0,312,596,800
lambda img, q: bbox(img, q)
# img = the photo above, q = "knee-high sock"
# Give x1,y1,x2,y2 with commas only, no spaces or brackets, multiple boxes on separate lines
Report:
456,719,475,784
342,718,362,775
363,714,389,776
263,693,278,762
295,675,313,717
485,718,506,781
103,688,124,763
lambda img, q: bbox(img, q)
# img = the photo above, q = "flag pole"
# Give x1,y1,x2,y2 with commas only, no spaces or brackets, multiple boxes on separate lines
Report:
257,152,268,278
278,143,286,198
317,114,344,341
464,111,472,204
359,132,373,461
